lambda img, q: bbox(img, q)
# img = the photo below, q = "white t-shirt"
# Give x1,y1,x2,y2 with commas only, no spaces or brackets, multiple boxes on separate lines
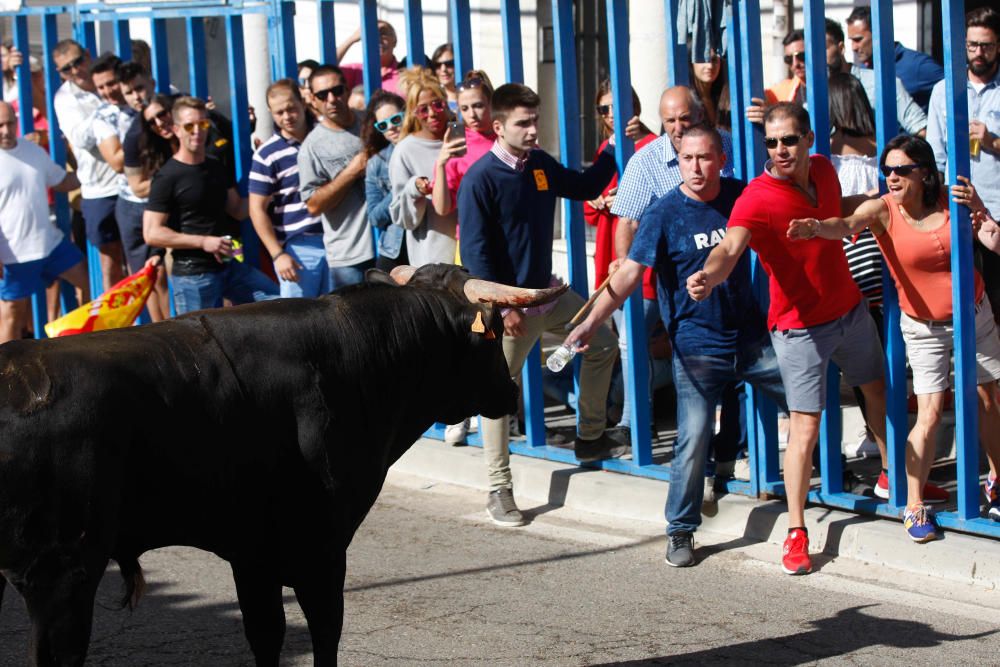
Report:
53,80,118,198
0,140,67,264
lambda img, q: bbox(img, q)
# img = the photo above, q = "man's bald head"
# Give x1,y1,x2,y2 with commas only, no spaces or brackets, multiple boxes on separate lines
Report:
659,86,706,152
0,101,18,149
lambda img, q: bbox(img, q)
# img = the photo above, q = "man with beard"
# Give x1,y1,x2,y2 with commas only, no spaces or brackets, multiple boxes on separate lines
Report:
927,7,1000,316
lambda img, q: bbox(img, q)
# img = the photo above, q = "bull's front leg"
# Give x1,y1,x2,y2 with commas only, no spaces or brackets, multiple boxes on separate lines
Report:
231,560,286,666
292,548,347,667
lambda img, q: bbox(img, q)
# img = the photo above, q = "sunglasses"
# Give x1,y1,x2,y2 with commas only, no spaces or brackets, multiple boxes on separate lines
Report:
312,84,346,101
57,53,86,74
298,76,310,87
880,163,921,177
596,103,613,116
179,119,211,133
457,76,485,92
783,51,806,66
763,134,803,149
149,109,172,123
433,59,455,70
374,112,404,133
414,99,447,118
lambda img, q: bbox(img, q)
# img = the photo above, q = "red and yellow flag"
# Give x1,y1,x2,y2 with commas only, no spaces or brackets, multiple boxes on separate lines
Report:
44,265,156,338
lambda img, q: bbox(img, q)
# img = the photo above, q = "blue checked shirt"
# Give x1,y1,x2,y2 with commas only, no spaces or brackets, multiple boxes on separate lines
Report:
610,130,735,221
927,68,1000,219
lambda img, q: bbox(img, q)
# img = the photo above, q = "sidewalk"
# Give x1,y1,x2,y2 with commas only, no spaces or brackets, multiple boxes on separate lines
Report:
391,437,1000,590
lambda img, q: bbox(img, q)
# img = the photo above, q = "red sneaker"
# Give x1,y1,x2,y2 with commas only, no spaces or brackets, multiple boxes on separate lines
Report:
782,528,812,575
874,471,949,504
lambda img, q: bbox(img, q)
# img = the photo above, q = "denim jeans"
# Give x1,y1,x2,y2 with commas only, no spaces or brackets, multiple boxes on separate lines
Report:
611,298,660,429
329,258,376,292
280,234,332,298
172,261,280,315
666,337,787,535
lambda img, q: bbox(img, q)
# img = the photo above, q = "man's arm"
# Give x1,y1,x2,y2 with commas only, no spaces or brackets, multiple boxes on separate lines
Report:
615,216,639,258
225,187,248,220
565,259,645,351
687,226,752,301
53,172,80,193
787,197,887,240
248,192,302,282
302,152,368,217
124,166,151,199
549,148,618,201
97,136,125,173
924,84,948,170
143,209,232,260
895,76,927,137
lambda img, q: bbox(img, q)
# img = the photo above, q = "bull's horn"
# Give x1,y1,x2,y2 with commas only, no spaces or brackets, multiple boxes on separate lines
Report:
463,279,570,308
389,265,417,285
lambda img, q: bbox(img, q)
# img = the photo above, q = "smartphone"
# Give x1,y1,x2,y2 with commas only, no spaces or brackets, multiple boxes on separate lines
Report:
447,120,467,157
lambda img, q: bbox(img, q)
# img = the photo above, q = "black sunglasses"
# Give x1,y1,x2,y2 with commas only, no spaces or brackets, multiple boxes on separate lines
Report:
57,53,86,74
312,84,345,101
374,112,404,133
763,134,803,149
880,163,921,177
783,51,805,66
433,59,455,69
596,103,613,116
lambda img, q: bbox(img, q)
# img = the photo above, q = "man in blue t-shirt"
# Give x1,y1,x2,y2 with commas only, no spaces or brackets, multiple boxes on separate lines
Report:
565,125,787,567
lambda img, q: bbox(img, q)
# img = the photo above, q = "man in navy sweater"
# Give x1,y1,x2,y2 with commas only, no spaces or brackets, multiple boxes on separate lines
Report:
458,83,629,527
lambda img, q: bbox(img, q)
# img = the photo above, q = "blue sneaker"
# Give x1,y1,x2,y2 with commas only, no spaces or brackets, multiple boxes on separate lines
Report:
903,504,938,543
985,474,1000,522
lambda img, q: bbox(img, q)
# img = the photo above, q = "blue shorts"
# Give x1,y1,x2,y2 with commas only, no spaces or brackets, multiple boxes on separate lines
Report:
0,238,84,301
80,195,121,246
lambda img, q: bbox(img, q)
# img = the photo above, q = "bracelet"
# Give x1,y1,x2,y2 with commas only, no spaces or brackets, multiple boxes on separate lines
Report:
271,250,287,261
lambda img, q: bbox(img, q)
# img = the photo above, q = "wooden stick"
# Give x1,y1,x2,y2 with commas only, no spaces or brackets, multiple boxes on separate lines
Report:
566,268,617,329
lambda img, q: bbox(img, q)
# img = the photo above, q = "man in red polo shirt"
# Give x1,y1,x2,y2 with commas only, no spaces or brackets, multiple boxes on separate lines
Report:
686,102,888,576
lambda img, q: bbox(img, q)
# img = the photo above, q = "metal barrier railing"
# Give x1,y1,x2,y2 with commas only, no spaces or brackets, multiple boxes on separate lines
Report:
2,0,996,539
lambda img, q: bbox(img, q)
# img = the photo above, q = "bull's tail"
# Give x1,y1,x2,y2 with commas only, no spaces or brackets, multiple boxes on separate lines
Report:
115,556,145,610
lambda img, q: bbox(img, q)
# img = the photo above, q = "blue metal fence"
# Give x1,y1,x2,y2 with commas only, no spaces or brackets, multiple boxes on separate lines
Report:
1,0,995,539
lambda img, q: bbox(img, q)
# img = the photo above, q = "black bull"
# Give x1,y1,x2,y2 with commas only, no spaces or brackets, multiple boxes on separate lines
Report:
0,264,567,665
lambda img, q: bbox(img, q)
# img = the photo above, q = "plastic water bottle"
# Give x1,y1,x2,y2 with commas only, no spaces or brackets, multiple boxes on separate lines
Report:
546,344,577,373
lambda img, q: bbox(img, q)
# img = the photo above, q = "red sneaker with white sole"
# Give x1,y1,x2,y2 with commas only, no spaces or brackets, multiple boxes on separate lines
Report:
782,528,812,575
874,471,949,504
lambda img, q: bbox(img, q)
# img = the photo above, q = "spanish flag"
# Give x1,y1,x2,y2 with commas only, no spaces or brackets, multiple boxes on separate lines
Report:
44,265,156,338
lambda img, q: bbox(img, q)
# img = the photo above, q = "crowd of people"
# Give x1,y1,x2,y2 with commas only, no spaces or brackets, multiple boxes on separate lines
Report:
0,6,998,576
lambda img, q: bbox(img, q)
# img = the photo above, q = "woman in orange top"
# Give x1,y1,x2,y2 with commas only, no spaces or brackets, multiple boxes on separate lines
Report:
787,135,1000,543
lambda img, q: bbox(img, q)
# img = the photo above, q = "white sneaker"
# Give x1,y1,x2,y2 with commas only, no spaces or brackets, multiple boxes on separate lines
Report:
444,418,470,446
844,433,879,459
733,458,751,481
703,475,717,505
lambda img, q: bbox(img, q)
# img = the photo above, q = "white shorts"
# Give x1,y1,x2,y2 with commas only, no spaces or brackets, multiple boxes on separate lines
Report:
899,298,1000,395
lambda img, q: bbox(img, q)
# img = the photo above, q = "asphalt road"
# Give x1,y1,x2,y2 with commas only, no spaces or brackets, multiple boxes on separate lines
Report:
3,471,999,666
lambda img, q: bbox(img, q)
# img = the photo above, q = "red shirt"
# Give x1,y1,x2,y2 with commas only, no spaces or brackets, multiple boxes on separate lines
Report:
584,135,657,300
729,155,860,330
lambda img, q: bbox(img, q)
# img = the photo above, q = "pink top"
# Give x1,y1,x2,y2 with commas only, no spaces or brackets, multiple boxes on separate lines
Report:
874,194,984,321
433,128,496,210
340,59,402,95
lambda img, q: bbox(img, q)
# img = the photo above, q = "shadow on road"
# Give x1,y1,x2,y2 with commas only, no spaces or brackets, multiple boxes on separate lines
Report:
590,605,998,665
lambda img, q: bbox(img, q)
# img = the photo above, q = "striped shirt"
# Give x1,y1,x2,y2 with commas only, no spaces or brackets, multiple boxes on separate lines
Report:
249,133,322,241
843,229,883,307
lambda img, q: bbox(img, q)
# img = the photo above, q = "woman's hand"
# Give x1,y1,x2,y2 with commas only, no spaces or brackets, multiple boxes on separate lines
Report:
952,175,986,214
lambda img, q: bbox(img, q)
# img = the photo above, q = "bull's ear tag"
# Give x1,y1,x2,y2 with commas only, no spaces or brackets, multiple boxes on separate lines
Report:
471,310,487,334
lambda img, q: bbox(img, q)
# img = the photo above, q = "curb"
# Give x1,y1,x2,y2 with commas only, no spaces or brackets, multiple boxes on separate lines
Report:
391,438,1000,589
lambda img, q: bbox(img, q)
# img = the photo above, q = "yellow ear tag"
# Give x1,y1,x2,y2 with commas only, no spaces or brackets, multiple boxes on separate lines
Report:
533,169,549,191
471,310,487,334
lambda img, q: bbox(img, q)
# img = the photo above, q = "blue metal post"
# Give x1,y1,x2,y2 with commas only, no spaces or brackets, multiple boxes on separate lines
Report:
42,14,79,318
276,0,298,79
150,19,171,93
726,0,745,181
500,0,524,83
607,0,652,464
186,17,208,99
318,0,337,65
664,0,689,86
77,22,97,57
871,0,905,510
942,0,978,522
114,20,132,61
12,15,46,337
802,0,830,156
449,0,474,77
819,366,844,494
403,0,425,69
226,15,260,270
359,0,381,98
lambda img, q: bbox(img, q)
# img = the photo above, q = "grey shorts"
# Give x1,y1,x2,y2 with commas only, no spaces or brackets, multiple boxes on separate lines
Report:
900,298,1000,394
769,300,885,413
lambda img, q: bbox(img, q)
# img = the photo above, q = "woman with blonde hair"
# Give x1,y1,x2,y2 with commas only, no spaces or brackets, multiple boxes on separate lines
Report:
388,68,456,267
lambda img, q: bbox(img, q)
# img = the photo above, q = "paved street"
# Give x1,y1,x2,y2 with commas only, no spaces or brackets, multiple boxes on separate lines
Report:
3,470,1000,665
